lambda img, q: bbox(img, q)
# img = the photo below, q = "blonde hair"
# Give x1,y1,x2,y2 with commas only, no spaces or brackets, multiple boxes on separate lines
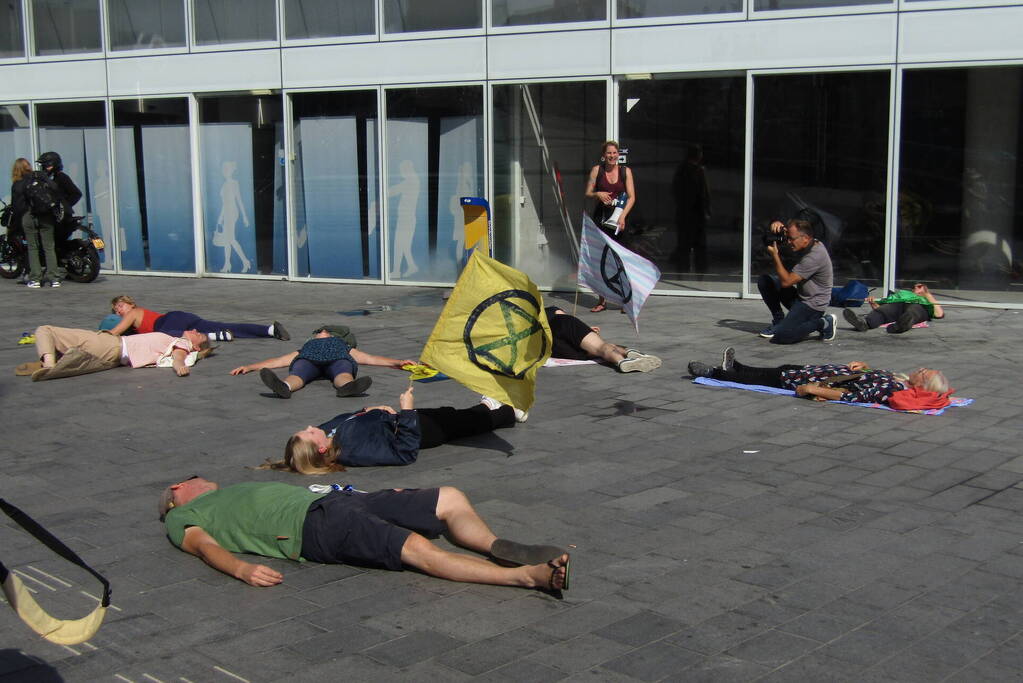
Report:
601,140,619,154
258,434,345,475
111,295,136,312
11,157,31,182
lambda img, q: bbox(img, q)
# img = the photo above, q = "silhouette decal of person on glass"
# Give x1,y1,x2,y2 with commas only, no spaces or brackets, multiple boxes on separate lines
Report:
388,159,420,279
215,160,251,273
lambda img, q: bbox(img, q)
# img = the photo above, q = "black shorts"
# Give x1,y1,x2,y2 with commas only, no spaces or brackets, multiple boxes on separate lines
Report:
300,488,444,570
548,313,594,360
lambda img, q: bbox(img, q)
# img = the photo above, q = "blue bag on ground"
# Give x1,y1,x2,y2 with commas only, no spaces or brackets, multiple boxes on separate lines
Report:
830,280,870,308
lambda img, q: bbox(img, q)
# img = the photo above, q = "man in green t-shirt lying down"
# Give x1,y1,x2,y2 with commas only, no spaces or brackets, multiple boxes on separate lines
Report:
843,283,945,335
159,478,569,594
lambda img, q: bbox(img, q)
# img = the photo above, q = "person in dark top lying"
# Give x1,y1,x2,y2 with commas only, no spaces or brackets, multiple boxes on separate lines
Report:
260,385,523,471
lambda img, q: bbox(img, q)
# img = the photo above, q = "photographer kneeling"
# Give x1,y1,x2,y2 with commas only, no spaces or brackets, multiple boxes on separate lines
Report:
757,218,835,344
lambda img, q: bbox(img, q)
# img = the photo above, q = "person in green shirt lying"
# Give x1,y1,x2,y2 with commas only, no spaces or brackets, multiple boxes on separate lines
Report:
843,283,944,334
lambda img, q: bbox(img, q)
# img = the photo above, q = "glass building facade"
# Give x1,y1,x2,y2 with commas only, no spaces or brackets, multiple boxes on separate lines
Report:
0,0,1019,307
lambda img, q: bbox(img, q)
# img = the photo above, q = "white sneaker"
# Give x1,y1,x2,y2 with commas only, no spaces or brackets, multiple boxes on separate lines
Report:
26,280,41,288
50,280,61,288
482,395,529,423
618,355,662,373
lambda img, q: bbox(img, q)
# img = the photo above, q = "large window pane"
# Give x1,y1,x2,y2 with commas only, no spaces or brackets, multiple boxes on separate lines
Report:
33,0,101,55
385,86,483,283
493,82,605,289
37,102,111,265
493,0,604,27
0,2,24,57
620,75,746,292
198,95,286,275
107,0,186,50
899,67,1023,304
292,91,380,280
383,0,481,33
618,0,742,18
284,0,374,39
0,106,32,209
751,72,890,292
113,98,194,272
193,0,276,45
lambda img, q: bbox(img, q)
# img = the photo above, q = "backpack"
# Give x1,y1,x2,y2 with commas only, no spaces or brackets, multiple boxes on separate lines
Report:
24,171,64,221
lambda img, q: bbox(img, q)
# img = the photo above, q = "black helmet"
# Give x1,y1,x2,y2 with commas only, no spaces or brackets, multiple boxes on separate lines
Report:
37,151,62,171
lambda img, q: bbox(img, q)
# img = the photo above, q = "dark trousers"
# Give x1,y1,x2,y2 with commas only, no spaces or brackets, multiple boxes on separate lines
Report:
757,273,797,322
712,361,802,387
865,302,930,330
154,311,270,338
417,404,515,449
771,301,825,345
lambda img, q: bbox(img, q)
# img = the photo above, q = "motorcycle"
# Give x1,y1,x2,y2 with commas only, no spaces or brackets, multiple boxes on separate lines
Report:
0,204,104,283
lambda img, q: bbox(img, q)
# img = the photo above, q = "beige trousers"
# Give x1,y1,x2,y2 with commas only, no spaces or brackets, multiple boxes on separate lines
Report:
34,326,123,365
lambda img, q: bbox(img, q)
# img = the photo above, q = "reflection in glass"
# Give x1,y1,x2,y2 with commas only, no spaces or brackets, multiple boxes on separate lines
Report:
899,67,1022,302
193,0,276,45
0,3,25,57
0,106,32,208
620,76,746,292
113,99,194,272
383,0,481,33
37,101,111,264
107,0,186,50
493,82,605,289
33,0,101,55
284,0,374,39
198,95,286,275
618,0,741,19
751,72,890,291
754,0,886,9
493,0,604,27
292,91,380,279
385,86,483,283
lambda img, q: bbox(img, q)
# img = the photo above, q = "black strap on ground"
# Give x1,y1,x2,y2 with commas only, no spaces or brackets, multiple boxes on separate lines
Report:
0,498,110,606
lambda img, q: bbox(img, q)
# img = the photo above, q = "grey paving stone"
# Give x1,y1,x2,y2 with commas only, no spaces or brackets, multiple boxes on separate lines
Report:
724,628,820,668
592,610,687,647
362,629,465,668
601,642,704,682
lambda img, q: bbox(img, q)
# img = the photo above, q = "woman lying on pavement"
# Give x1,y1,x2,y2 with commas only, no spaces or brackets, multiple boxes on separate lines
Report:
843,283,945,335
259,385,525,471
687,347,949,405
108,294,289,342
231,326,415,398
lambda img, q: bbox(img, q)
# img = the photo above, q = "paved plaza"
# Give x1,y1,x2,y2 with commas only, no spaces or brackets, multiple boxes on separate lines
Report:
1,273,1022,682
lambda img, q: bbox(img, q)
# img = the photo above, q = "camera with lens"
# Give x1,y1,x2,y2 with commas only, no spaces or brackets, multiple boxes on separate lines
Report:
761,230,786,247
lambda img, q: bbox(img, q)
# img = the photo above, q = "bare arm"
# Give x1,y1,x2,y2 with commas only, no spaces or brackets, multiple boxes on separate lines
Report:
350,348,416,370
620,167,637,223
585,166,611,204
230,350,300,375
918,285,944,319
795,383,845,401
108,309,143,336
171,348,190,377
181,526,283,587
767,242,804,289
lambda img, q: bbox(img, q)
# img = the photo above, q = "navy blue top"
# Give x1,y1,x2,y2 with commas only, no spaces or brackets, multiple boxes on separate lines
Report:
319,409,421,467
298,337,355,365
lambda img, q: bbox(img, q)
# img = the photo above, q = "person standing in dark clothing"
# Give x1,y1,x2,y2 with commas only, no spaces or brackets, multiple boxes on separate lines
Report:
23,151,82,288
672,144,711,275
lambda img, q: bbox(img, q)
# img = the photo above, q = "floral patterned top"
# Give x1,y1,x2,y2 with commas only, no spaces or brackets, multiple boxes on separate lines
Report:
780,364,907,404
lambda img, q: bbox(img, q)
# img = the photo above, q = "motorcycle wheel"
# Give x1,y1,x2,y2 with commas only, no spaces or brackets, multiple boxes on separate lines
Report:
0,233,25,279
63,240,101,283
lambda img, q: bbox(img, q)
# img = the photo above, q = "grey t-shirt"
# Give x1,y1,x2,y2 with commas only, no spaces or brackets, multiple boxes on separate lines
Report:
792,241,833,312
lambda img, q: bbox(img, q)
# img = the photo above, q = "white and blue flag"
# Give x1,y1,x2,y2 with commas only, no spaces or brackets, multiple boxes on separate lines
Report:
577,214,661,332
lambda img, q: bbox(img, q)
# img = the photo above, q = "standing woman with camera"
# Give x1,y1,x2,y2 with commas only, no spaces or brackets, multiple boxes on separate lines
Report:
585,140,636,313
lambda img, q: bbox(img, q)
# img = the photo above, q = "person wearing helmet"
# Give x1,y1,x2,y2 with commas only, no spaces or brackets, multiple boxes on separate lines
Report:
22,151,82,288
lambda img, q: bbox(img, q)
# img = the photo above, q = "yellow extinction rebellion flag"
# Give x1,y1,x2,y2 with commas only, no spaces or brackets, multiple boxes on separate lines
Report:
421,251,552,412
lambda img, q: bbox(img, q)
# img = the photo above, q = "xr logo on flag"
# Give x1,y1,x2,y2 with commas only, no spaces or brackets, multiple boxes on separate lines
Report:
601,245,633,303
463,289,548,379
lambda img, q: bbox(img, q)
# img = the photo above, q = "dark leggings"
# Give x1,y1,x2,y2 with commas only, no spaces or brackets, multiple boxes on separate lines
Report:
154,311,270,338
711,361,803,388
417,404,515,449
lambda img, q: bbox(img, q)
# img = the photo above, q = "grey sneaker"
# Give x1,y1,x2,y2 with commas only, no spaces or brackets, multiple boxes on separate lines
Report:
820,313,838,342
886,310,915,334
336,376,372,397
843,307,868,332
625,348,645,360
260,368,292,398
271,321,291,341
618,355,661,373
721,346,735,372
50,279,61,288
687,361,715,378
